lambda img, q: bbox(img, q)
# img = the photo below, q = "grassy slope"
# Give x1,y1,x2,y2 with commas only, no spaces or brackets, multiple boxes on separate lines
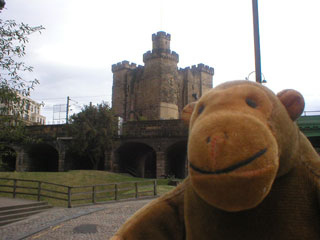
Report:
0,171,177,207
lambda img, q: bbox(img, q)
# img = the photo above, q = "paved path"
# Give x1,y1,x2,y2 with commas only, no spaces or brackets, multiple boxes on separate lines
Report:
0,198,153,240
0,197,37,208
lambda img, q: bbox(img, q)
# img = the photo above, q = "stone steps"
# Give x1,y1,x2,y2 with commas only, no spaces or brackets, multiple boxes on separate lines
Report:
0,201,52,226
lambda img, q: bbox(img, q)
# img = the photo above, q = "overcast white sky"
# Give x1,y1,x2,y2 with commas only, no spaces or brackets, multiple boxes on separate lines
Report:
2,0,320,123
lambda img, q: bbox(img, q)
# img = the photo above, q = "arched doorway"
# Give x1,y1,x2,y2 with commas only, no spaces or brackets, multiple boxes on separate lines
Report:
0,146,16,171
166,141,187,179
116,142,156,178
27,143,59,172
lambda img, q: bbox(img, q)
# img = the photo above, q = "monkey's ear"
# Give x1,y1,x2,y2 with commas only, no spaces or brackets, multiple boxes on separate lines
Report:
277,89,305,121
181,102,197,126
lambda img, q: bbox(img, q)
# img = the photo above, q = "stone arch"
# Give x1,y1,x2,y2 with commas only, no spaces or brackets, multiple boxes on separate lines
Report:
116,142,156,178
27,143,59,172
0,145,17,171
166,140,188,179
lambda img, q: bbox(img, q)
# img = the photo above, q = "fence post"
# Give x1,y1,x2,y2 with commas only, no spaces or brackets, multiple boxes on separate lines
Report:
114,184,118,200
37,182,42,201
67,187,72,208
92,186,96,204
13,179,17,198
135,182,138,198
153,180,157,196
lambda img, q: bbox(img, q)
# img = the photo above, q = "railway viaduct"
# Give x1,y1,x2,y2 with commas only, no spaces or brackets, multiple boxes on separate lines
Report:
2,115,320,179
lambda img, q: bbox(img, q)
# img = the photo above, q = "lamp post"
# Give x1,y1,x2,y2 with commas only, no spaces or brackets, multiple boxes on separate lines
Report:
246,71,267,84
252,0,262,84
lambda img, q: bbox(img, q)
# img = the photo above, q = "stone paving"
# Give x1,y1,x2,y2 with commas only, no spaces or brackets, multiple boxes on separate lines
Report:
0,197,37,208
0,199,153,240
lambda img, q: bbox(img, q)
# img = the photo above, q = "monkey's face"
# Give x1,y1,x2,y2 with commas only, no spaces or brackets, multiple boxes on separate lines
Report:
183,82,289,212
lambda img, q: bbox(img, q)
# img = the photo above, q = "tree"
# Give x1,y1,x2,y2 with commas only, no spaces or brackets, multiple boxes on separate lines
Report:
0,19,44,121
0,17,44,169
69,102,117,170
0,1,5,11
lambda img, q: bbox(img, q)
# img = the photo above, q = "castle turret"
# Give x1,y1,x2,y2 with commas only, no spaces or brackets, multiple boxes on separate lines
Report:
141,32,180,120
143,31,179,63
111,61,137,120
152,31,171,52
179,63,214,106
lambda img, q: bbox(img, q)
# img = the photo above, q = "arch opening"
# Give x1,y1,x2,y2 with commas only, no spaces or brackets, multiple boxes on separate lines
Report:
116,142,156,178
0,146,16,171
27,143,59,172
166,141,187,179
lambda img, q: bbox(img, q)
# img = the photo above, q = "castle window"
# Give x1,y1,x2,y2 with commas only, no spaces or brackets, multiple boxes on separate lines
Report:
192,93,198,100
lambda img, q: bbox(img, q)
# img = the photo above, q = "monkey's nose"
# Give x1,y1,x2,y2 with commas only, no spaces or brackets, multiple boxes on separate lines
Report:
206,132,228,144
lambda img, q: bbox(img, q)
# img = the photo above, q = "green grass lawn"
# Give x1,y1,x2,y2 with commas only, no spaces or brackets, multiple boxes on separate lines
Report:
0,170,178,207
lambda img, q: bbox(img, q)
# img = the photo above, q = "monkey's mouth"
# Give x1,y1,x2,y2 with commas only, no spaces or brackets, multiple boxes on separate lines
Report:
189,148,268,175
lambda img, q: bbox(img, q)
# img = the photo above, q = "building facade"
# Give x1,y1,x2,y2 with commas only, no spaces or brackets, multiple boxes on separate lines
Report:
112,31,214,121
0,92,46,126
22,95,46,125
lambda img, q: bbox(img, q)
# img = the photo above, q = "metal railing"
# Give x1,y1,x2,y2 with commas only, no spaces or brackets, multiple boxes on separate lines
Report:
302,111,320,116
0,178,157,208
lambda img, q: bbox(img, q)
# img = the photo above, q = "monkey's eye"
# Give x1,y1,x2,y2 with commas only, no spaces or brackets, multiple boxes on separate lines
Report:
246,98,257,108
198,105,205,115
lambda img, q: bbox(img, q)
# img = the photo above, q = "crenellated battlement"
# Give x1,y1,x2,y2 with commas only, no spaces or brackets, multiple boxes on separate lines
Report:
152,31,171,41
143,50,179,63
184,63,214,75
152,31,171,51
112,60,137,72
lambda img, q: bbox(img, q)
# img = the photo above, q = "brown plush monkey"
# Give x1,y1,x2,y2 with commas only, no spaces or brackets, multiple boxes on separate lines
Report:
112,80,320,240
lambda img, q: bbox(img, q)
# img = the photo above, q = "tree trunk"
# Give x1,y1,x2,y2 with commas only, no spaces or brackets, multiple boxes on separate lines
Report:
93,162,99,170
88,154,99,170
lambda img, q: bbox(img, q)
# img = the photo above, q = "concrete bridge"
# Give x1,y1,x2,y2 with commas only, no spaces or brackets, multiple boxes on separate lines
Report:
2,115,320,178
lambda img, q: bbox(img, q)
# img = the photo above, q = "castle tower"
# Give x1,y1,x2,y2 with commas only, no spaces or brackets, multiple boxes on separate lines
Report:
111,31,214,122
142,32,180,120
152,31,171,52
111,61,137,120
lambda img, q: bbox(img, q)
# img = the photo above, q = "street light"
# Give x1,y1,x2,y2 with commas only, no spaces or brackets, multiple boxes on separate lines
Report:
252,0,262,84
246,71,267,84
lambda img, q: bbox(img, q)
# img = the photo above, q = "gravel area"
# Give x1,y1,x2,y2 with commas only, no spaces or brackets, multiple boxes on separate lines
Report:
0,199,153,240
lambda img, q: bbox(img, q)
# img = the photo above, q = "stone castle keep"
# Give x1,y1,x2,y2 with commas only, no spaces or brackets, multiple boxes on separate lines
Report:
112,31,214,121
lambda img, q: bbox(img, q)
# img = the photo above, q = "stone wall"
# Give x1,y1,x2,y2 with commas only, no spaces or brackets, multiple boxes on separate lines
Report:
121,120,188,138
25,124,71,140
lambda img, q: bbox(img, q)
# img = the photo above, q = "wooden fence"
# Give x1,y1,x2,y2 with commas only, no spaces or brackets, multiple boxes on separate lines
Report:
0,178,157,208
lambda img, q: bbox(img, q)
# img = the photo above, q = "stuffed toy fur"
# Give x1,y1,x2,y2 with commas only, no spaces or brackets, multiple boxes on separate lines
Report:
111,80,320,239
